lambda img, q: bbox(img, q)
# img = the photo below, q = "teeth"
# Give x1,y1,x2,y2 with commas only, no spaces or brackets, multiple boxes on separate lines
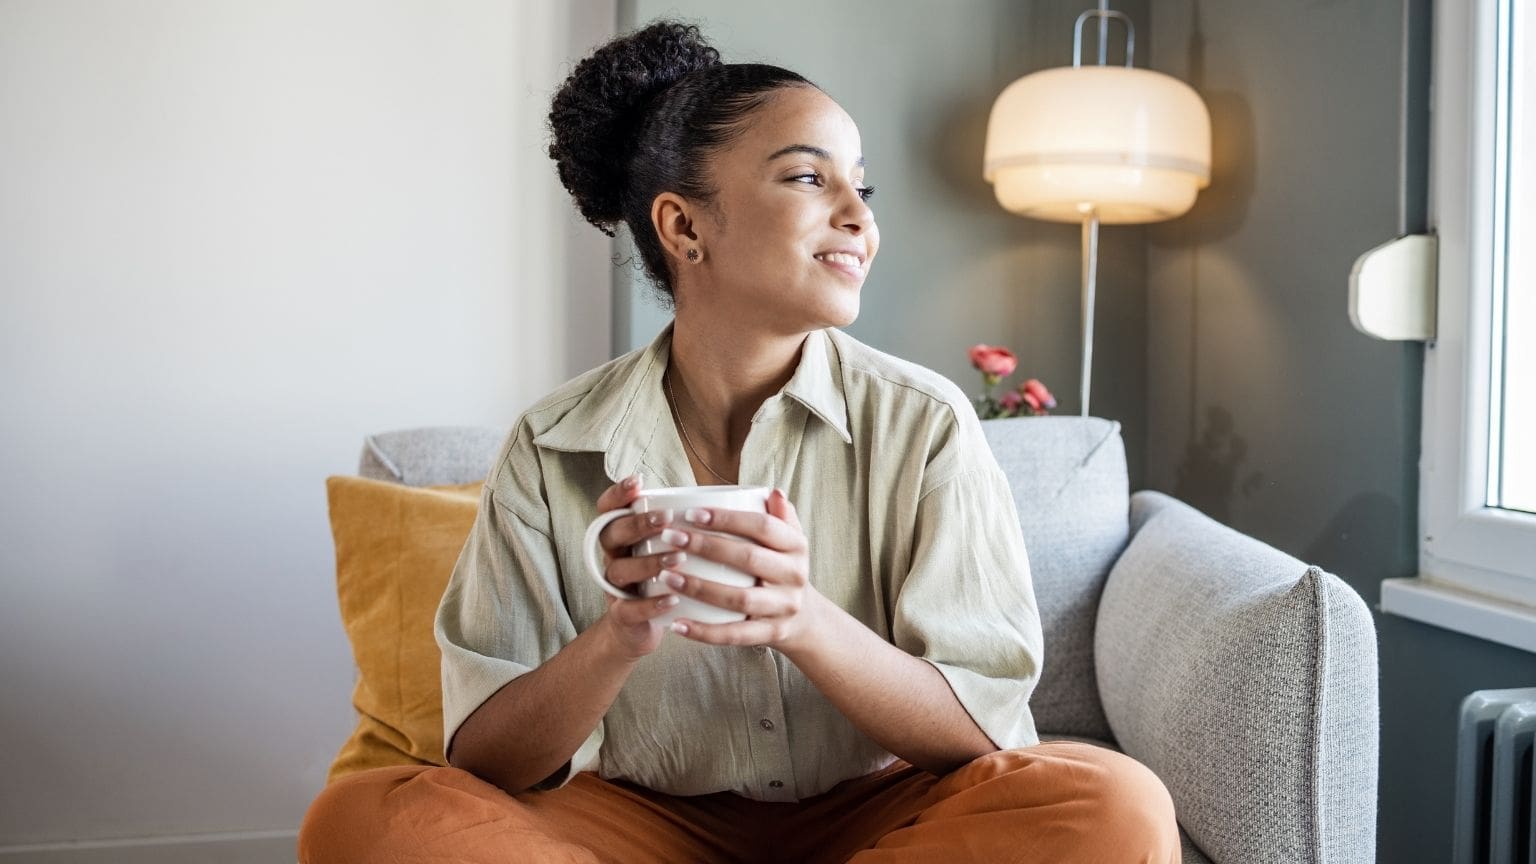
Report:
815,252,862,268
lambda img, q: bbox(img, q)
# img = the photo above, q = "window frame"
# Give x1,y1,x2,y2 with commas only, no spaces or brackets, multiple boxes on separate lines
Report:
1389,0,1536,647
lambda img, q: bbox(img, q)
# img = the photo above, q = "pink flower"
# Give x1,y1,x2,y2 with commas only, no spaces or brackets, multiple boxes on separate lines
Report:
968,344,1018,378
1021,378,1057,411
999,391,1023,412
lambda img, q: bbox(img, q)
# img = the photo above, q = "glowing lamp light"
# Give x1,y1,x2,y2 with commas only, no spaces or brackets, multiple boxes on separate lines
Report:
983,5,1211,414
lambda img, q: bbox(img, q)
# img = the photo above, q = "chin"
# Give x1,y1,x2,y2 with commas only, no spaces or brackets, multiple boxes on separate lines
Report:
782,302,857,334
829,299,860,328
827,279,864,324
814,275,862,325
770,278,862,331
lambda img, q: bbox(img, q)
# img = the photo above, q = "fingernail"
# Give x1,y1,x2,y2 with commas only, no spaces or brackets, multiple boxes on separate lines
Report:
671,621,690,635
658,595,679,608
647,512,665,527
685,508,712,525
623,475,638,489
661,529,689,547
664,571,685,590
661,552,686,568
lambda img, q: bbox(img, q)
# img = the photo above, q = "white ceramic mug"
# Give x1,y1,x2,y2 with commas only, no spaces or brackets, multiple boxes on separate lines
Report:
582,485,772,626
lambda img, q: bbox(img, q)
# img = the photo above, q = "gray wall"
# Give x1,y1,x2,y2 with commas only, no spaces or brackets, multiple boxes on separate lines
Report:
613,0,1149,487
1145,1,1536,862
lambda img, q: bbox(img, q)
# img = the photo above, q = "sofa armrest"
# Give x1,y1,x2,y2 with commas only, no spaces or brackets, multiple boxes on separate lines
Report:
1095,491,1378,864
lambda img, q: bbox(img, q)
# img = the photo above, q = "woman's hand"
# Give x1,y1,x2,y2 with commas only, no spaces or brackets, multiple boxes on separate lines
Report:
659,488,823,653
593,474,685,661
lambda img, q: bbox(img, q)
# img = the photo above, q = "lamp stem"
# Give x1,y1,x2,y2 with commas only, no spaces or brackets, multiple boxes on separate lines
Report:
1097,0,1110,65
1080,207,1100,417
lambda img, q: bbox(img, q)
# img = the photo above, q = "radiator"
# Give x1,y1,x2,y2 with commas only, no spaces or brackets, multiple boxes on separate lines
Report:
1456,688,1536,864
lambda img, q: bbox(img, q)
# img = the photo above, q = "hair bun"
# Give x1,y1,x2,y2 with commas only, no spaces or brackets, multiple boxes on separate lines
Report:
547,20,722,236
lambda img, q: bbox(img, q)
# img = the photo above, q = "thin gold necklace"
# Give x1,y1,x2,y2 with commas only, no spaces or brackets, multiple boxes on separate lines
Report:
664,366,737,485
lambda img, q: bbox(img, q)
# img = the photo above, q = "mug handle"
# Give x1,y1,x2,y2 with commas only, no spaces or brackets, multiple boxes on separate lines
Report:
583,507,642,601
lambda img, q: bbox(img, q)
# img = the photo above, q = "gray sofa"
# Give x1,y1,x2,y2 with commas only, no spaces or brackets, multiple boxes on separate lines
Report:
357,416,1378,864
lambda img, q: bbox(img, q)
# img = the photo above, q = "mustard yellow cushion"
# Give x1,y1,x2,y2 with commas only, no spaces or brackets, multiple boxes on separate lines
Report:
323,475,482,782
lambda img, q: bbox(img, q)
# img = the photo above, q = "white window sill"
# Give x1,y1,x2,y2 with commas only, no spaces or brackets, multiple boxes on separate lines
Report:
1381,577,1536,654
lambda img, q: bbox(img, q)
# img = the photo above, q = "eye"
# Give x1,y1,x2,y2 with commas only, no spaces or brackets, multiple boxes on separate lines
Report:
789,173,877,203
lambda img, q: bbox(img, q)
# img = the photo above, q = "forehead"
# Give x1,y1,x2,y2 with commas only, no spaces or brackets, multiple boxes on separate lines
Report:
736,87,863,167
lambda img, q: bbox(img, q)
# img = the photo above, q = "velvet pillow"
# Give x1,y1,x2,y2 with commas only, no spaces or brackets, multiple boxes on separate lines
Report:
324,475,482,782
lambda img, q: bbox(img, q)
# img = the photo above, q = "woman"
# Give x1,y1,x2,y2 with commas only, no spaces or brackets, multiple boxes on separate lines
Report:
301,19,1179,863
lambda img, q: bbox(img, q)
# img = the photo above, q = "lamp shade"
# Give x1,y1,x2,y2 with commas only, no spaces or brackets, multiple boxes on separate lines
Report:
983,66,1211,224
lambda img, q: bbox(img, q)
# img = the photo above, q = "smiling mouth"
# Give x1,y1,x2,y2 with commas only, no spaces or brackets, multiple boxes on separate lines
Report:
813,251,863,268
813,252,865,278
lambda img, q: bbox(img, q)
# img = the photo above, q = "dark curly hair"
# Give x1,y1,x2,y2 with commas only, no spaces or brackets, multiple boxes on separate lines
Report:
546,19,817,307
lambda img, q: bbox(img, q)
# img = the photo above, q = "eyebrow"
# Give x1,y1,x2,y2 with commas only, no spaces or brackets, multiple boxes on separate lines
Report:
765,144,866,168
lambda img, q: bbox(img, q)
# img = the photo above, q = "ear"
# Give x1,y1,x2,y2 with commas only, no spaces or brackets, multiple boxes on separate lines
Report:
651,192,702,265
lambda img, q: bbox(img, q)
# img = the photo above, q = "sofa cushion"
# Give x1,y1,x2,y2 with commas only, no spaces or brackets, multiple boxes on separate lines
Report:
1096,491,1378,864
324,475,481,781
982,416,1128,741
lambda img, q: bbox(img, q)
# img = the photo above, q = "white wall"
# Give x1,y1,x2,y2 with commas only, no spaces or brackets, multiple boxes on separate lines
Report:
0,0,614,850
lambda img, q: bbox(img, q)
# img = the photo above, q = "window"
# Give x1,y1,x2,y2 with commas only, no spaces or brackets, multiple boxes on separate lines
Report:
1492,0,1534,515
1382,0,1536,651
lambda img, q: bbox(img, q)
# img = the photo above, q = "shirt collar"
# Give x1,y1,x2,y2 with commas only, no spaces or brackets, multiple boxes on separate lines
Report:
779,325,852,444
532,323,852,483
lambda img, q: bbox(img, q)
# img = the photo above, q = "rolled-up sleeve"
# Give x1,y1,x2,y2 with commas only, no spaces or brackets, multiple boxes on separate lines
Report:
433,459,602,789
891,464,1044,751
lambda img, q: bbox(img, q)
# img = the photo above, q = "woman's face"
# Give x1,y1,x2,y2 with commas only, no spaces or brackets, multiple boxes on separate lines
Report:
676,86,879,334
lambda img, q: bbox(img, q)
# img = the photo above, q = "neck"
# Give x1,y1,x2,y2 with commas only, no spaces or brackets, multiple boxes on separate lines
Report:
666,309,808,457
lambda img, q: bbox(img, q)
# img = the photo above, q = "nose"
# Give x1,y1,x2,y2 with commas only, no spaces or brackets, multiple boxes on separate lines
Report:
836,183,874,235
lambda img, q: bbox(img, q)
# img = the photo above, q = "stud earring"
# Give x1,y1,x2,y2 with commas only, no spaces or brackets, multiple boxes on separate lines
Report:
686,248,700,262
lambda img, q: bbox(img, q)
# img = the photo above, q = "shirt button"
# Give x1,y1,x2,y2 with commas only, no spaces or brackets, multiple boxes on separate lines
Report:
754,645,768,654
759,718,775,731
769,780,784,789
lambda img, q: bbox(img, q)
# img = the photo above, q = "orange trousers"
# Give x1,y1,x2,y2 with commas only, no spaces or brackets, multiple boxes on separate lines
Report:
299,740,1180,863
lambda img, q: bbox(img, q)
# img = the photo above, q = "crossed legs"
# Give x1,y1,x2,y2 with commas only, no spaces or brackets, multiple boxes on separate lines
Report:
299,741,1180,864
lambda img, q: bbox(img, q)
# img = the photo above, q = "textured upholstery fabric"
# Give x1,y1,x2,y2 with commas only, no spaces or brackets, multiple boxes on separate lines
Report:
982,416,1128,740
324,475,482,781
358,426,505,486
1096,491,1379,864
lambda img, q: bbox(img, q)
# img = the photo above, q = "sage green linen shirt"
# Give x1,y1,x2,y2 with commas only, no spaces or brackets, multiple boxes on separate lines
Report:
434,323,1043,803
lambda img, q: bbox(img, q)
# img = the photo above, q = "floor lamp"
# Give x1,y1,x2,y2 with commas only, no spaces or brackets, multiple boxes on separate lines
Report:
983,2,1211,417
